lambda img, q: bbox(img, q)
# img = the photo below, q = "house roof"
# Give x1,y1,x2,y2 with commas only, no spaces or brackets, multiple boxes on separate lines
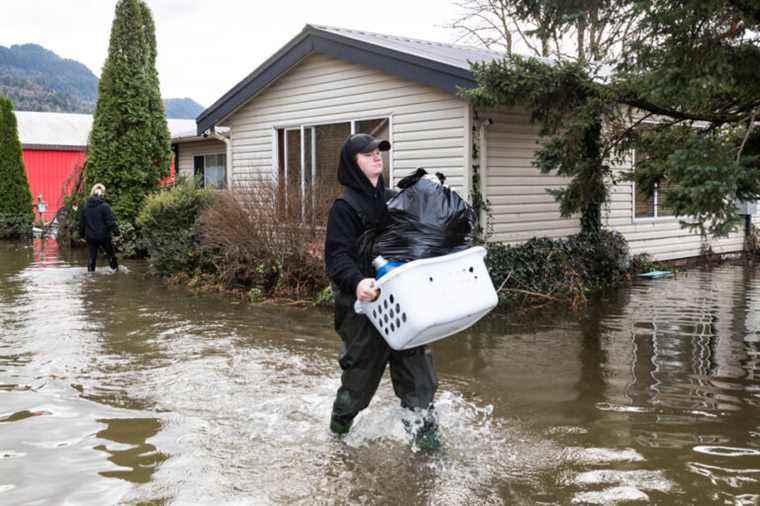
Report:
172,126,230,144
15,111,92,150
14,111,197,150
314,25,505,72
196,24,507,134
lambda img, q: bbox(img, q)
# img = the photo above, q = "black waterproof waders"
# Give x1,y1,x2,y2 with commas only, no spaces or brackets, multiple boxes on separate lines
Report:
325,135,441,448
330,290,439,445
87,238,118,272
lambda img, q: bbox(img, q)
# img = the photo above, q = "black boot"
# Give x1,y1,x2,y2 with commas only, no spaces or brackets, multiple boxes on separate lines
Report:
330,390,354,436
403,408,440,451
329,415,353,436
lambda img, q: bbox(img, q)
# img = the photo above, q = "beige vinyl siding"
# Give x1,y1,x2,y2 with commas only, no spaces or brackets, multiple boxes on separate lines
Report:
604,158,745,261
483,108,581,244
221,54,468,192
482,108,745,259
176,139,226,177
215,52,746,261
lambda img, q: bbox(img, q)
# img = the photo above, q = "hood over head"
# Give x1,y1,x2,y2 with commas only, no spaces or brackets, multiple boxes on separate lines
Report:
337,134,391,195
86,195,104,208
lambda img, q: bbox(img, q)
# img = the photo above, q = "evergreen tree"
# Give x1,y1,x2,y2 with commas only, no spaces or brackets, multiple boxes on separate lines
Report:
464,0,760,237
86,0,171,224
0,95,33,238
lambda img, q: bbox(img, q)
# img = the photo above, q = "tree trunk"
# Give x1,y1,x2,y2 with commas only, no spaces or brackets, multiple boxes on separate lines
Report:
580,119,604,237
577,17,587,63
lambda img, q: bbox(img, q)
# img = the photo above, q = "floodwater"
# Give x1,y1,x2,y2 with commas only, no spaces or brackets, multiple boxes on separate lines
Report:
2,239,760,505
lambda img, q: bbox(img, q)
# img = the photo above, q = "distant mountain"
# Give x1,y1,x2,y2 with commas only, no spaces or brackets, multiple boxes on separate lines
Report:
0,43,204,119
163,97,204,119
0,44,98,113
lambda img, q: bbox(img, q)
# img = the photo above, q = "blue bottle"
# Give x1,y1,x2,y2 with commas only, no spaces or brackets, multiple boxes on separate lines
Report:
373,255,403,279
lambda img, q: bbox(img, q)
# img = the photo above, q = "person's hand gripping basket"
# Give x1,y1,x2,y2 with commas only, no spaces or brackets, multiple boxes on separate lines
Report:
354,246,498,350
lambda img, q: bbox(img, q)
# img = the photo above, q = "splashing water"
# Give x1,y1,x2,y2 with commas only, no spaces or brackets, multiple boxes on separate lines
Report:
3,242,760,504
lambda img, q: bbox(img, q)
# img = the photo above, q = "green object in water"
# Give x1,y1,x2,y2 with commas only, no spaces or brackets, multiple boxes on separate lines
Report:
638,270,673,279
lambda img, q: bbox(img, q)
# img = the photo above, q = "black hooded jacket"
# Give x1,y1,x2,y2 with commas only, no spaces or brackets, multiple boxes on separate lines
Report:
79,196,119,242
325,140,392,298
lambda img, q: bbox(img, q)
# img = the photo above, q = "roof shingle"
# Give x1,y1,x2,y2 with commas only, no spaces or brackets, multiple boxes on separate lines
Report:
311,24,505,71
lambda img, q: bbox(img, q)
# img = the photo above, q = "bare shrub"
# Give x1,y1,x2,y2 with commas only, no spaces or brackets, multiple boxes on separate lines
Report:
55,162,87,247
198,177,333,299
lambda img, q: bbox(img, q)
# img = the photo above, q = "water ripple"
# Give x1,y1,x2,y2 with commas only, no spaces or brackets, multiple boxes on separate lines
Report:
4,240,760,504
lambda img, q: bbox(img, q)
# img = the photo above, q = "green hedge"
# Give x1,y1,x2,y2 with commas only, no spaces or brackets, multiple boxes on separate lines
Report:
0,95,33,239
137,179,215,276
485,230,630,309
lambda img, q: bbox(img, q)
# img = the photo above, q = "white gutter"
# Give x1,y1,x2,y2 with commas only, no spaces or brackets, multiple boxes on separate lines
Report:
211,127,232,190
463,102,473,201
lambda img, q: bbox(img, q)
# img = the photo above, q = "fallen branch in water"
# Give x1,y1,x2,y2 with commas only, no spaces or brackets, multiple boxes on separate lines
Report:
500,287,561,301
495,271,512,293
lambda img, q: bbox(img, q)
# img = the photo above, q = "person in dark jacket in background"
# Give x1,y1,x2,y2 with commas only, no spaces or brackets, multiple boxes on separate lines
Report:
79,183,120,272
324,133,439,449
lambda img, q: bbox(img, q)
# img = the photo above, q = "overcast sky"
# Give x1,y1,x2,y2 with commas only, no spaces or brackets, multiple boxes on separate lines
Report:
1,0,468,108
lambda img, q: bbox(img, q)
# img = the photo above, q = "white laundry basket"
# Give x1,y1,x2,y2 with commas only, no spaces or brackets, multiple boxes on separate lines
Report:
354,246,498,350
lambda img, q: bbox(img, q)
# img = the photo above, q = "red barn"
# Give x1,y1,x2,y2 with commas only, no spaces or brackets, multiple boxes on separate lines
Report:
16,112,90,222
15,111,196,222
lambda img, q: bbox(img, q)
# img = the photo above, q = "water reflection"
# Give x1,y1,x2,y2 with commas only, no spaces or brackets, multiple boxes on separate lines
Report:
32,237,62,266
595,266,760,501
95,418,168,483
3,241,760,504
0,242,34,316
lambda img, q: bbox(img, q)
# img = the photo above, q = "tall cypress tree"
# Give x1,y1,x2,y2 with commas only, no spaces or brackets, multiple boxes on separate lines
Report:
0,95,33,238
86,0,171,224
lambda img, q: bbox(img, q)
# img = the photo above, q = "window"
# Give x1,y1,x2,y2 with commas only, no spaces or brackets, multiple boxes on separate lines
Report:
633,149,674,219
634,183,676,219
194,153,226,189
276,117,391,222
356,118,391,184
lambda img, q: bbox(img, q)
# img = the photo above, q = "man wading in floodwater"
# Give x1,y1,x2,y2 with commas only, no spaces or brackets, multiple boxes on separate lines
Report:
324,133,440,450
79,183,120,272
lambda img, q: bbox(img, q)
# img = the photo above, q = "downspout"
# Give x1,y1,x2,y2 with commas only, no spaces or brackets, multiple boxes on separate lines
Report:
478,118,492,235
212,127,232,190
463,103,473,201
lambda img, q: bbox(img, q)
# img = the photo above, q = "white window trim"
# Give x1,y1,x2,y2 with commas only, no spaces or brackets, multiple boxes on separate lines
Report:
273,112,393,132
631,180,679,223
631,148,677,223
300,125,306,219
271,114,394,194
185,150,225,171
193,151,227,189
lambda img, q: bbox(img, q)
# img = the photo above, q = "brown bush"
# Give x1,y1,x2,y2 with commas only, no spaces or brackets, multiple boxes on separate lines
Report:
198,178,333,299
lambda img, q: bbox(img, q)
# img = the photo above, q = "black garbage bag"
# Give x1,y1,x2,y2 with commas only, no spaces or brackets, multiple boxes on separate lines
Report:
367,168,477,262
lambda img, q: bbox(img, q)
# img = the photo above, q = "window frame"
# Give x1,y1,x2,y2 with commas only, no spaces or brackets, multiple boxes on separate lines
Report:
631,149,677,223
271,114,394,220
193,152,227,190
